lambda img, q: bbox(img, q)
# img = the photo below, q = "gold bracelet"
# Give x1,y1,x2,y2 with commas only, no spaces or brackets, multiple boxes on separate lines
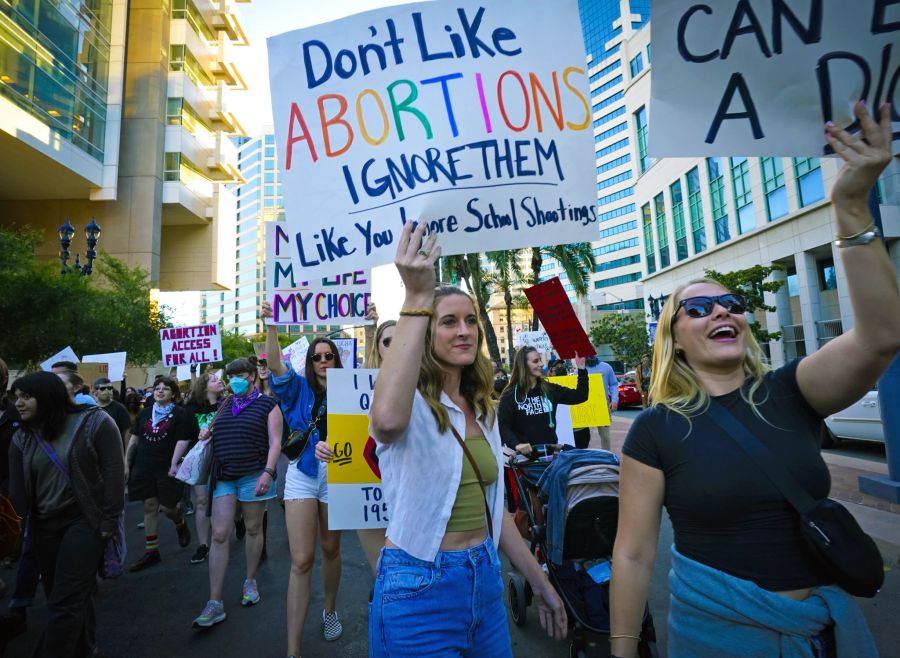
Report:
609,634,642,641
399,309,433,317
836,222,875,241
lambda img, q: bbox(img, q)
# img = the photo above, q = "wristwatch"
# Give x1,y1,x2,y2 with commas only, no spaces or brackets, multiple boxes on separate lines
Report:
263,467,277,479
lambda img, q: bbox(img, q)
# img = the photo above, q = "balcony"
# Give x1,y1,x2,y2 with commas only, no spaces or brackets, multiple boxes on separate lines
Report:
207,131,243,182
209,81,244,134
165,124,212,173
211,38,247,89
211,0,249,45
815,319,843,348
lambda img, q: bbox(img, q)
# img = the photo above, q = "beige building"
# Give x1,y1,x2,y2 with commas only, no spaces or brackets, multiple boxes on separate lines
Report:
0,0,249,291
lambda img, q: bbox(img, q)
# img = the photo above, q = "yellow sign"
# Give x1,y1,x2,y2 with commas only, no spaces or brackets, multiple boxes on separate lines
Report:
548,374,610,427
327,414,380,485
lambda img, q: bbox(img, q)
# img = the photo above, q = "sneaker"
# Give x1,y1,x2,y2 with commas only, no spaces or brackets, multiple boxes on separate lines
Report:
192,600,226,628
176,521,191,548
241,579,260,607
190,545,209,564
322,609,343,642
136,521,145,529
129,551,161,572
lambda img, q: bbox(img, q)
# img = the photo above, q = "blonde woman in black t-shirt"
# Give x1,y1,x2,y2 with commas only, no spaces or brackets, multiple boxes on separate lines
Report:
609,103,898,658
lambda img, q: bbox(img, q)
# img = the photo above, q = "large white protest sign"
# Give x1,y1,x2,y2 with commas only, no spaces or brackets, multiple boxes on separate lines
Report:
266,223,372,325
41,346,79,372
268,0,597,279
160,324,222,367
82,352,128,382
651,0,900,157
327,369,388,530
514,330,552,352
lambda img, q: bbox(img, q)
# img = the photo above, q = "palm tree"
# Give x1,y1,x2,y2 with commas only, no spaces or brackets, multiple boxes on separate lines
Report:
441,253,503,366
528,243,594,330
485,249,527,367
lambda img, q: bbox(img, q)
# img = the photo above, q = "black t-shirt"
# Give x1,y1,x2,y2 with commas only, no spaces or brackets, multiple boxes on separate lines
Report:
498,369,589,448
184,400,221,442
99,400,131,436
131,406,197,470
622,359,831,591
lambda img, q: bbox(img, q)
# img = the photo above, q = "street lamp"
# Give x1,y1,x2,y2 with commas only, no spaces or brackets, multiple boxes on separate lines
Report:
598,290,626,315
647,293,669,320
58,218,101,275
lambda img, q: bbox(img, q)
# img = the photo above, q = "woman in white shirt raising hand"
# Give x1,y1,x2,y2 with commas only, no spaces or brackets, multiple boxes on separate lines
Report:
369,221,568,656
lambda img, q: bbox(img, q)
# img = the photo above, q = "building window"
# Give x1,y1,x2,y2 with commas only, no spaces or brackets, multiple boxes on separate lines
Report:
163,152,181,181
706,157,730,244
818,258,837,291
595,154,632,176
594,254,641,273
597,171,633,191
595,122,628,143
596,138,629,158
686,166,706,254
634,106,650,172
166,97,183,125
646,43,651,62
629,52,644,77
654,194,671,269
794,157,825,207
594,272,642,288
598,203,635,223
730,157,755,234
598,220,638,239
669,182,688,261
761,157,788,221
642,204,656,274
592,237,640,256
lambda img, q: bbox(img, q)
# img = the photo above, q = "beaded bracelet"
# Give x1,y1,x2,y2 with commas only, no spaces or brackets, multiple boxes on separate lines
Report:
399,309,434,317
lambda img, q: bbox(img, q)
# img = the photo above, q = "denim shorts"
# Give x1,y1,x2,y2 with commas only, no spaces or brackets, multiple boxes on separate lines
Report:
284,460,328,503
368,537,512,658
212,470,276,503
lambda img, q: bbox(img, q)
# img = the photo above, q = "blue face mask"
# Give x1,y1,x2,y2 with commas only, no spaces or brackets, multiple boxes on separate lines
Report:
229,377,250,396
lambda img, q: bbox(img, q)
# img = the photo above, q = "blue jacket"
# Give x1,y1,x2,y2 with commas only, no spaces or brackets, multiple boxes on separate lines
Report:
270,365,321,477
669,545,877,657
538,448,620,564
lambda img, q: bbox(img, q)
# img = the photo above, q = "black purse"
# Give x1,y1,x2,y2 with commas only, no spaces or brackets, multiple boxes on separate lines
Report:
706,399,884,598
282,400,325,463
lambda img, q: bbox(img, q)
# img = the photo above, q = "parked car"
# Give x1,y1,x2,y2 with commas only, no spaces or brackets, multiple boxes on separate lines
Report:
617,374,642,408
824,386,884,445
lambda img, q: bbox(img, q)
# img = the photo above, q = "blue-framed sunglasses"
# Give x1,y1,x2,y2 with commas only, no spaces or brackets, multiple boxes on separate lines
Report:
676,294,747,319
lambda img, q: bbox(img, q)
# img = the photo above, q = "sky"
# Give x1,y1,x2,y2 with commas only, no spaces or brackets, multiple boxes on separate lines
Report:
160,0,415,327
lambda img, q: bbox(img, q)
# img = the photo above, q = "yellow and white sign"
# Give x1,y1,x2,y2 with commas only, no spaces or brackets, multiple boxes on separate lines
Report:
548,373,610,427
326,369,388,530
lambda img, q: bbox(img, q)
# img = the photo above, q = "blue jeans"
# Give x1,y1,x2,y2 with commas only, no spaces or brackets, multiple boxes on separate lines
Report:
368,537,512,657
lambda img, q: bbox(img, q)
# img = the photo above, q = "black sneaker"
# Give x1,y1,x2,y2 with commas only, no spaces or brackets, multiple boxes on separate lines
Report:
190,545,209,564
129,551,161,572
176,521,191,548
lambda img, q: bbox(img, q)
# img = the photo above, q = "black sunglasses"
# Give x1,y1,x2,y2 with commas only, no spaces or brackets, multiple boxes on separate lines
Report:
97,386,114,391
676,294,746,319
312,352,335,363
381,337,392,348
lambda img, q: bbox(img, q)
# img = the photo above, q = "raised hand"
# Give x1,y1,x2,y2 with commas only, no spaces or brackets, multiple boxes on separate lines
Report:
826,102,892,207
395,221,440,303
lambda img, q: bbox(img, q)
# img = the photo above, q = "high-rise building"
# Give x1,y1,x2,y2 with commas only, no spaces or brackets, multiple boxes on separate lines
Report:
200,130,343,339
0,0,249,291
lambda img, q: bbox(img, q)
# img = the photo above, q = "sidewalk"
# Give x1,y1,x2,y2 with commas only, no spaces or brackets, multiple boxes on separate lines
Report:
603,414,900,564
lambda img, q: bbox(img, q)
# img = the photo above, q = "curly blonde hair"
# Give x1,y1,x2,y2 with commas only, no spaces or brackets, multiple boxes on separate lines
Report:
418,287,496,432
650,278,770,419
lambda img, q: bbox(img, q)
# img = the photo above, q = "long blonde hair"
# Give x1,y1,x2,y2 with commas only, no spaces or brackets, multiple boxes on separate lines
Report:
419,287,496,432
650,278,770,418
365,320,397,368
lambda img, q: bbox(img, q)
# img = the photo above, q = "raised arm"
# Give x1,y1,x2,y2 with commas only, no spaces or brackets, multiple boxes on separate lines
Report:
369,222,439,444
261,301,287,376
551,360,589,405
797,102,900,415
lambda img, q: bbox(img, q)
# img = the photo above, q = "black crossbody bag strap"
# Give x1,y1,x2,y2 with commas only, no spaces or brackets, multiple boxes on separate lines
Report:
449,425,494,539
705,398,818,514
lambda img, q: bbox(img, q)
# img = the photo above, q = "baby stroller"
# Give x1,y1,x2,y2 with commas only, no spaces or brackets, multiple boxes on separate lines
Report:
505,445,658,657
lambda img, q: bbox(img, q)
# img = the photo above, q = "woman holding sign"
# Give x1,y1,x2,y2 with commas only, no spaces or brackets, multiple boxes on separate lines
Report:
498,346,588,453
261,305,346,655
609,102,896,658
368,222,568,656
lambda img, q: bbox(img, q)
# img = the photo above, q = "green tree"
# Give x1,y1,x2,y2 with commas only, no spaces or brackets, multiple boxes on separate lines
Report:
589,313,650,370
219,329,256,364
0,227,171,369
528,243,594,330
704,264,785,343
441,253,503,365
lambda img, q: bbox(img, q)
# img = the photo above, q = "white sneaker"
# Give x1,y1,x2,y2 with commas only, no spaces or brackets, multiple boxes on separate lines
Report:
322,609,343,641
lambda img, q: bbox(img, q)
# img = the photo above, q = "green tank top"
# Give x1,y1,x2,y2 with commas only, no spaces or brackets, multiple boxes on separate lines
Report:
445,435,498,533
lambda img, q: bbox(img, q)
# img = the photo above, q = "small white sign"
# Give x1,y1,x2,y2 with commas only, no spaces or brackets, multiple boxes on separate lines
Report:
515,330,552,352
41,346,79,372
82,352,128,382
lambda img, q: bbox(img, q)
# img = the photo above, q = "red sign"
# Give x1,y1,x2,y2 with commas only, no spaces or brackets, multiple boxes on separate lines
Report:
524,277,596,360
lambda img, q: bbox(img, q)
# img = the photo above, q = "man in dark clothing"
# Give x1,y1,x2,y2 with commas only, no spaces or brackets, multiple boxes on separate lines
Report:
93,377,132,452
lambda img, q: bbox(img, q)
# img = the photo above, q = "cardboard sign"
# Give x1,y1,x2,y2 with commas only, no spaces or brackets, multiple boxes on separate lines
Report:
82,352,127,382
651,0,900,157
524,278,595,359
548,373,611,427
326,369,389,530
514,330,552,352
266,223,372,325
144,365,172,388
159,324,223,367
40,346,79,372
268,0,598,279
78,362,109,387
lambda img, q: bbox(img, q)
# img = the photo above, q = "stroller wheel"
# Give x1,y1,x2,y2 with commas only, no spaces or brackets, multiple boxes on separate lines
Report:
568,642,587,658
507,574,527,626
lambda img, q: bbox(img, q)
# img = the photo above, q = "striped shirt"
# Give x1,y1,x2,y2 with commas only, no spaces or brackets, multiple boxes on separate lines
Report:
212,396,278,480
